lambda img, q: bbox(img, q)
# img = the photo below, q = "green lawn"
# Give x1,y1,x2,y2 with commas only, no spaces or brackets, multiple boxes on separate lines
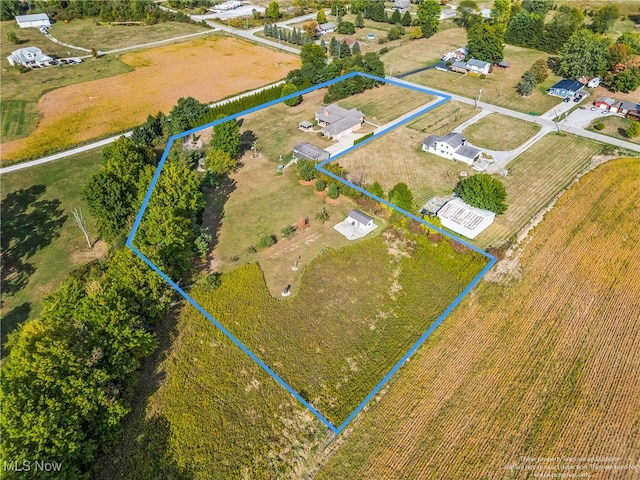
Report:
405,44,564,115
463,113,541,150
587,115,640,145
476,133,604,248
0,149,105,353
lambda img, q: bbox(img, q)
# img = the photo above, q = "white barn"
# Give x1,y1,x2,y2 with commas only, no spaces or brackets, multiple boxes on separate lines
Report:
437,198,495,239
15,13,51,28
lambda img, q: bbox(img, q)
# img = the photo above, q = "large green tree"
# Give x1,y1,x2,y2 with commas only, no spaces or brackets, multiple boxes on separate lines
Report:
540,5,584,54
617,32,640,55
467,21,504,63
558,29,610,79
489,0,510,37
505,11,544,48
454,174,507,214
388,182,414,211
211,117,241,159
205,149,237,176
521,0,552,17
265,1,280,19
455,0,480,29
416,0,440,39
300,43,328,84
169,97,210,134
590,4,619,34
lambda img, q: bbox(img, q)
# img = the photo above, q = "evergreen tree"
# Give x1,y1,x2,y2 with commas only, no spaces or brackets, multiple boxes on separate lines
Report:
352,41,361,55
211,117,241,159
355,12,365,28
467,21,504,63
340,39,352,58
330,36,339,56
401,10,412,26
320,37,327,51
516,70,536,96
390,9,401,24
317,8,327,24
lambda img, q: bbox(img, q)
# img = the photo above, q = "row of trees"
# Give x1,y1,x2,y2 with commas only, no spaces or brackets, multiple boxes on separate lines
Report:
263,24,315,46
516,59,549,96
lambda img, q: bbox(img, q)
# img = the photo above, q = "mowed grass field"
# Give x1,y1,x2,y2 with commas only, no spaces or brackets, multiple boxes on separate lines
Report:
406,44,564,115
587,115,640,145
314,157,640,479
0,149,105,353
0,36,299,162
338,101,480,206
463,113,541,150
477,133,604,248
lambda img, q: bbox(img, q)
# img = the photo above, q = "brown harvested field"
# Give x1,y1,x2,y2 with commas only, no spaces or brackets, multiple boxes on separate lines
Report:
462,113,541,150
315,157,640,480
0,36,298,162
338,101,480,206
380,28,468,73
477,133,604,248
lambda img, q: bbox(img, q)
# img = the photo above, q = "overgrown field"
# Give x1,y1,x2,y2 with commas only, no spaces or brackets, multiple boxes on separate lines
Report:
462,113,541,150
1,37,298,162
477,133,604,248
0,149,105,353
314,157,640,479
406,44,563,115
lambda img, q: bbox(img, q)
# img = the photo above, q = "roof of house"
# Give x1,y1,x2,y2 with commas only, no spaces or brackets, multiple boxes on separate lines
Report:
422,132,466,149
299,120,313,128
348,210,373,225
323,117,361,135
550,79,584,92
595,97,616,105
8,46,52,65
319,22,336,30
616,101,640,111
467,58,490,69
437,198,495,230
15,13,50,23
317,104,364,128
293,142,328,160
451,60,467,69
456,145,482,160
393,0,411,8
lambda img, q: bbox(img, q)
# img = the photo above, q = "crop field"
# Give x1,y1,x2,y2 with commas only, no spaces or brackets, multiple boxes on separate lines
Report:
46,18,210,52
0,148,105,352
0,37,299,162
406,44,564,115
587,115,640,145
380,28,468,73
315,157,640,480
476,133,604,248
462,113,541,150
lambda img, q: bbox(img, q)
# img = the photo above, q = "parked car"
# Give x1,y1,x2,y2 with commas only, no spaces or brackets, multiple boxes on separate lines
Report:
564,97,571,103
573,95,583,102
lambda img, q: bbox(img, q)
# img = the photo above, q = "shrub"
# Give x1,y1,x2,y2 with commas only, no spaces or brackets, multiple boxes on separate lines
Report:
257,234,277,249
327,183,340,199
593,122,605,131
6,31,19,44
281,225,296,239
479,73,487,79
368,181,384,198
194,229,212,259
296,158,317,181
626,121,640,138
315,179,326,191
378,47,389,55
315,208,330,223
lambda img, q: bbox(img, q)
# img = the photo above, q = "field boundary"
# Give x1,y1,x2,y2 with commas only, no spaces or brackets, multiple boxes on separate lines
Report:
126,72,497,435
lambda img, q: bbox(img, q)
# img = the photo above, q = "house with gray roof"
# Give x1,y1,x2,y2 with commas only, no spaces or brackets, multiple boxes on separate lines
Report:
7,46,53,68
292,142,330,162
450,58,491,75
315,104,364,140
610,101,640,120
392,0,411,12
422,132,482,165
317,22,336,35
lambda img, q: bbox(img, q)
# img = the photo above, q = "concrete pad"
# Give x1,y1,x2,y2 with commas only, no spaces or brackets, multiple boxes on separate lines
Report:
334,219,377,240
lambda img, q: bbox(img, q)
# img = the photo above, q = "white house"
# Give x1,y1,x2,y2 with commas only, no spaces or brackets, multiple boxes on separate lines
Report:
15,13,51,28
422,132,483,165
317,22,336,35
7,47,53,68
439,7,457,20
466,58,491,75
391,0,411,12
437,198,495,239
315,104,364,140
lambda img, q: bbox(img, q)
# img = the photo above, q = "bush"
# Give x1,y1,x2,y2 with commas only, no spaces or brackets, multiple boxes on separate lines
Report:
281,225,296,239
626,121,640,138
327,183,340,199
194,229,212,259
479,73,487,79
296,158,317,181
593,122,605,131
315,179,326,191
315,208,330,223
378,47,389,55
6,31,19,44
257,234,277,249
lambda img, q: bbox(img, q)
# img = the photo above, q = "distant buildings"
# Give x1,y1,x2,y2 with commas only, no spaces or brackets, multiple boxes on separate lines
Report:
441,47,467,62
391,0,411,13
211,0,242,11
15,13,50,28
317,22,336,35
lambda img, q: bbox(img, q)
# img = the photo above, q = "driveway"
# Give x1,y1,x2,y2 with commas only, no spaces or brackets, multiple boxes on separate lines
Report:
563,106,607,129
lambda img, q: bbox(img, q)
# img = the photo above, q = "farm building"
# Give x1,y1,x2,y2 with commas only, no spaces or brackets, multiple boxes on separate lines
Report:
7,46,53,67
334,210,377,240
422,132,483,165
437,198,495,239
594,97,616,110
317,22,336,35
451,58,491,75
391,0,411,12
496,61,510,68
292,142,330,162
15,13,51,28
548,79,584,98
315,104,364,140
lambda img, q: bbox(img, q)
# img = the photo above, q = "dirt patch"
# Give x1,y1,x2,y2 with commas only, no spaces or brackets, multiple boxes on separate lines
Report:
71,239,108,265
1,37,299,161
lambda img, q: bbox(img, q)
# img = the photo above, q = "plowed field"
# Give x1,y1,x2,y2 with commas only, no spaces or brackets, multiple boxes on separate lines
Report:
315,157,640,479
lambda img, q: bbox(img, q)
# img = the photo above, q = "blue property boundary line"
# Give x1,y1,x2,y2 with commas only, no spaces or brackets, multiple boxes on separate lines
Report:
126,72,496,435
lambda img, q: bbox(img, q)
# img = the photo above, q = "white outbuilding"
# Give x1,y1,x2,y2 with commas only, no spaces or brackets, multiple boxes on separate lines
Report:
437,198,495,240
15,13,51,29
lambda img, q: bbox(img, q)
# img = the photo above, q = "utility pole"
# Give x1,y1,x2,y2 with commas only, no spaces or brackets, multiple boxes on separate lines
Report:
475,88,483,109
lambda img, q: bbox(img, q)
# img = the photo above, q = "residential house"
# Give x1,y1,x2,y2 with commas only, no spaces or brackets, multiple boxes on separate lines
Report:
594,97,616,110
422,132,483,165
292,142,330,162
7,47,53,67
451,58,491,75
391,0,411,12
439,7,457,20
611,101,640,120
547,79,584,98
437,197,495,239
212,0,242,11
317,22,336,35
315,104,364,140
15,13,51,28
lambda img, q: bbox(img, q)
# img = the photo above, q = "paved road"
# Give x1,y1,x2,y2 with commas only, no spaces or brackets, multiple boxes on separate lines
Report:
389,76,640,153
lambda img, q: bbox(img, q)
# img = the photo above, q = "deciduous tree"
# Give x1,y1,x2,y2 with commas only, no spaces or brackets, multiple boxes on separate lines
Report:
558,29,610,79
467,21,504,63
416,0,440,38
211,117,241,159
454,173,507,214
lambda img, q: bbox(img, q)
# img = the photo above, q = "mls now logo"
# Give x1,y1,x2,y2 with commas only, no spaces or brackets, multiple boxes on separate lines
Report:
4,460,63,472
